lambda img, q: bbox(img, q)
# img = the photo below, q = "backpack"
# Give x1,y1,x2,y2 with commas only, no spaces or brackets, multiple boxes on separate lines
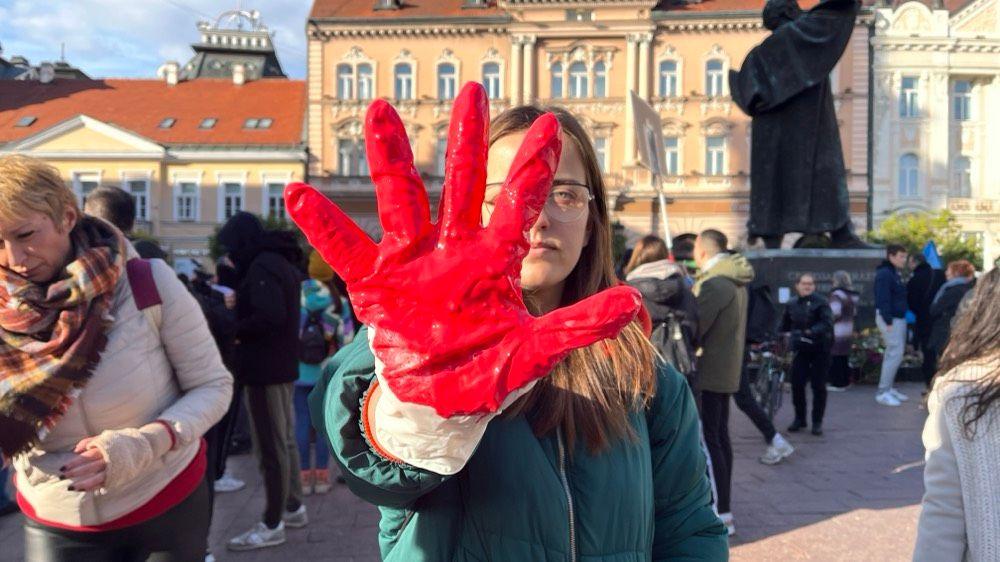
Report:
746,284,778,344
126,258,162,335
298,309,328,365
650,312,697,378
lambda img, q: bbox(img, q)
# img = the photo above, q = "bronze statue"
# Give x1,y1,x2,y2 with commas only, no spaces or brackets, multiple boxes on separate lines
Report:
729,0,866,249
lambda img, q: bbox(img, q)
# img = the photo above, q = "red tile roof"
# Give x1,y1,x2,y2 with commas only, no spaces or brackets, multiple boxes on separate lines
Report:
0,78,305,146
310,0,501,19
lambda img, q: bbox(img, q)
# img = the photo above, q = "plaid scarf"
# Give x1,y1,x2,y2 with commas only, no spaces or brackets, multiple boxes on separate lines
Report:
0,217,127,458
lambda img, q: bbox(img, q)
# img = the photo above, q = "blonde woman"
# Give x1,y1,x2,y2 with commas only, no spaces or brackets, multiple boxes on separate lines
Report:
0,155,232,560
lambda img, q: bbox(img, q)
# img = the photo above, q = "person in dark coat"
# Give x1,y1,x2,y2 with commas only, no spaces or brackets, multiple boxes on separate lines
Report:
907,254,946,383
781,273,834,435
728,0,865,249
827,270,860,390
873,244,909,406
925,260,976,386
216,212,309,551
623,235,700,404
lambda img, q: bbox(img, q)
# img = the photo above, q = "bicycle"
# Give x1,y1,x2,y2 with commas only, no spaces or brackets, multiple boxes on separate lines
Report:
747,341,786,423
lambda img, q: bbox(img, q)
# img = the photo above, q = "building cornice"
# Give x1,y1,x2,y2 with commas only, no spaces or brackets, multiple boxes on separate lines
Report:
310,25,509,39
872,36,1000,52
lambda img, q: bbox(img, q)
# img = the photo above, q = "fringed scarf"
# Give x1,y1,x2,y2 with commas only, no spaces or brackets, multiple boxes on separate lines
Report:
0,217,127,458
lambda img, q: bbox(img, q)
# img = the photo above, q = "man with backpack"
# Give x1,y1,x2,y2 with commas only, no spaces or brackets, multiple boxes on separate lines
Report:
217,212,308,552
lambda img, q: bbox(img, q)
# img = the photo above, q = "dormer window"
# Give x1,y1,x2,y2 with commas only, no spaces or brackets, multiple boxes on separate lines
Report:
243,118,273,129
15,116,37,127
158,117,176,129
199,118,218,129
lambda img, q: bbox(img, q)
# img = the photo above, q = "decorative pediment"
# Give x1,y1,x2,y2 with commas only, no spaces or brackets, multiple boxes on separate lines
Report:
341,46,373,63
951,0,998,34
333,118,363,138
4,114,165,157
662,118,690,136
700,117,734,136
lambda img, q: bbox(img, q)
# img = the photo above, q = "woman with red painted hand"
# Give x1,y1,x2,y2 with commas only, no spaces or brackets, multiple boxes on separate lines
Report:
287,83,727,560
0,155,232,561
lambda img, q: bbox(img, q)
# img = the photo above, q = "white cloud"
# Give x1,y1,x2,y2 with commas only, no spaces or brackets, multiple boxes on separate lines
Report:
0,0,309,78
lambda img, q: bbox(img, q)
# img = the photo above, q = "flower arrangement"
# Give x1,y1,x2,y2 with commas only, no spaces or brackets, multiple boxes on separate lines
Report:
849,328,884,384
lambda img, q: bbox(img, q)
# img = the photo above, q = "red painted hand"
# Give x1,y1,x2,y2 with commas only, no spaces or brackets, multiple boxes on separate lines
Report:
285,82,640,417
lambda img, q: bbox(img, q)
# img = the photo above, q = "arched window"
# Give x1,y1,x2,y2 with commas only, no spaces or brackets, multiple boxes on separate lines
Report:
357,63,373,100
593,61,607,98
482,62,501,99
898,154,919,197
705,59,724,97
568,61,588,99
551,62,564,98
336,64,354,99
438,63,457,101
951,156,971,197
394,63,413,100
659,60,678,97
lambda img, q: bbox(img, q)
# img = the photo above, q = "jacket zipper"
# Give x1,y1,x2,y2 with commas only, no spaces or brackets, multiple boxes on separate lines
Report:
556,428,577,562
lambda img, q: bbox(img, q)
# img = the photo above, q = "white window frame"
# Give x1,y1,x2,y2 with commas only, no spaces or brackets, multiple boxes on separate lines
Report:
437,63,458,101
900,76,919,118
953,79,971,121
659,60,679,98
593,136,609,173
216,173,247,222
261,172,293,221
72,170,102,206
664,136,680,176
657,46,684,99
357,63,374,101
898,154,919,198
568,61,589,99
593,60,607,99
172,174,201,222
120,170,152,223
951,156,971,198
482,62,502,100
336,63,354,100
705,60,725,97
705,136,726,176
434,136,448,177
336,137,368,177
394,62,414,100
551,61,564,99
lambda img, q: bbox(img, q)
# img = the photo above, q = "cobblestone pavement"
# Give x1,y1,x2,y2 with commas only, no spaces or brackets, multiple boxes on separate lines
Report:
0,382,928,561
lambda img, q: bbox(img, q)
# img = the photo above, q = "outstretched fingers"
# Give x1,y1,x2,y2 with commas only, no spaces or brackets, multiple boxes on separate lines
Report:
503,285,643,394
284,182,377,283
439,82,489,241
365,99,432,246
485,113,561,258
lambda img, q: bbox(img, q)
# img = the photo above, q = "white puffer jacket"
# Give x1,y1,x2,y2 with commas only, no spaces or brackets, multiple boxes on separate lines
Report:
13,253,233,527
914,355,1000,562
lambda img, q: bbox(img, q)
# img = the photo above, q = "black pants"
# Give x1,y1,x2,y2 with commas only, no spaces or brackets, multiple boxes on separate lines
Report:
732,361,776,444
24,478,209,562
246,384,303,528
828,355,851,388
923,347,939,387
701,391,732,514
791,349,831,426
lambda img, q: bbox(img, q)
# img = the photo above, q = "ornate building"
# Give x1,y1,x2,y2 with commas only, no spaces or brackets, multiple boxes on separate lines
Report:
306,0,872,247
871,0,1000,267
0,9,305,262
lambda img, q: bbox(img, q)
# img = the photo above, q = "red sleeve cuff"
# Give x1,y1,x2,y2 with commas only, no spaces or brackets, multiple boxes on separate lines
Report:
154,420,177,450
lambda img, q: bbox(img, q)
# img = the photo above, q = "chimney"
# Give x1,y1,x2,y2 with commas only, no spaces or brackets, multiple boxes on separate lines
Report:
232,62,246,85
374,0,401,10
159,61,179,86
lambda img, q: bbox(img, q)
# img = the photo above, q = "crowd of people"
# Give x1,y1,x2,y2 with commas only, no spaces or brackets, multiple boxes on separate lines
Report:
1,81,997,561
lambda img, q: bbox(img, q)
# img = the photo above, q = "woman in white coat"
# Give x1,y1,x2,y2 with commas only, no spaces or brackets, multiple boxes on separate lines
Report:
914,267,1000,562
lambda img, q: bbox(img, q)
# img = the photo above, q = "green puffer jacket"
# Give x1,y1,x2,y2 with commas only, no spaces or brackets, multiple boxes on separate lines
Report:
310,327,728,561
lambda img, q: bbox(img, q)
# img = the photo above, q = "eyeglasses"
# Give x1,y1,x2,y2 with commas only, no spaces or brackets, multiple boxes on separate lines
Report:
483,180,594,224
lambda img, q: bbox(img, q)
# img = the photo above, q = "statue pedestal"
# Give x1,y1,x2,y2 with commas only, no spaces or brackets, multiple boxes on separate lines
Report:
745,248,885,331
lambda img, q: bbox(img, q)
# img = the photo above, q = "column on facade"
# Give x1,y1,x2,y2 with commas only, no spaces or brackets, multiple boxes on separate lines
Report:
510,37,523,107
624,34,638,165
927,70,950,207
637,33,652,100
522,35,536,105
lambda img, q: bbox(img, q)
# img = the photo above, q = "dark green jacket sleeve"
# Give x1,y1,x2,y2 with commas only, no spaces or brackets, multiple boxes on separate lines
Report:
648,363,730,561
308,327,450,509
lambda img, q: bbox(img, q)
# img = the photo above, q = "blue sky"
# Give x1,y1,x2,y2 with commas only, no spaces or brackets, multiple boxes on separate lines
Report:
0,0,310,78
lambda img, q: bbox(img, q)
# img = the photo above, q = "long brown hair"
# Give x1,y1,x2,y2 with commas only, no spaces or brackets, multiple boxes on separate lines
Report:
491,106,657,454
624,235,670,276
936,268,1000,439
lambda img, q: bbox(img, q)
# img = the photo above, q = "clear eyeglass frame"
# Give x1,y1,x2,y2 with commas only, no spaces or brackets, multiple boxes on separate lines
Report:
482,180,594,224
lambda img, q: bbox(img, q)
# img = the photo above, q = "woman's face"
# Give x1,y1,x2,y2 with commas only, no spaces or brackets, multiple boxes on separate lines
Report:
797,275,816,297
485,131,591,298
0,208,76,284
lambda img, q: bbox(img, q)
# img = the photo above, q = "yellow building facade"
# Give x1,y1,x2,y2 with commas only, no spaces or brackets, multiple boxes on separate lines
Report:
307,0,872,247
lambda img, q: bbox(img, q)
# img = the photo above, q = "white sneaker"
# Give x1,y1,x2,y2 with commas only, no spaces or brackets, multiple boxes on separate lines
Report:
826,384,849,392
214,473,246,493
760,433,795,465
889,388,909,402
876,391,901,407
205,554,216,562
227,521,286,551
282,504,309,529
719,512,736,536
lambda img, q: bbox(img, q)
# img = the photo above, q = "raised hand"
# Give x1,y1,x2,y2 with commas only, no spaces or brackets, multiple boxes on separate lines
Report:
285,82,640,418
